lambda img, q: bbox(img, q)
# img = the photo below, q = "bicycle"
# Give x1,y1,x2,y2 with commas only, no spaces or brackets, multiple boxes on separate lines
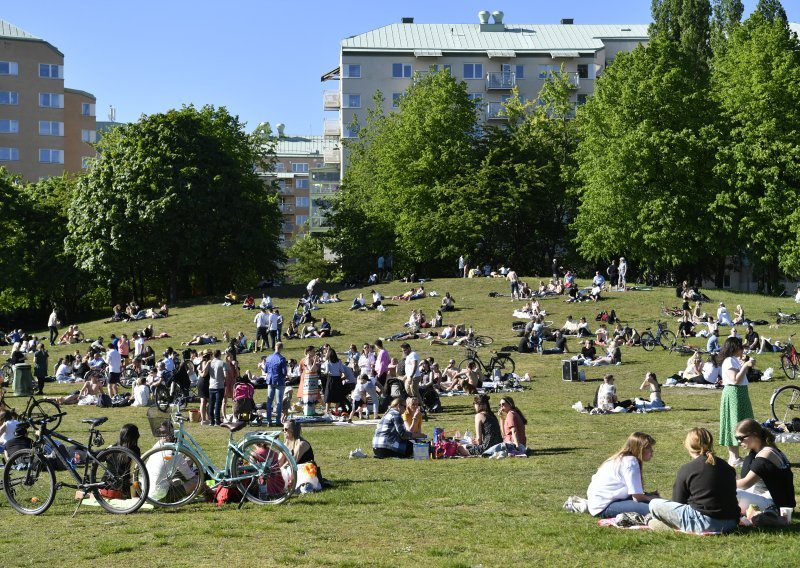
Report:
779,335,798,380
459,346,515,377
0,388,63,431
1,359,13,387
770,384,800,423
2,413,149,516
640,321,676,352
140,397,297,508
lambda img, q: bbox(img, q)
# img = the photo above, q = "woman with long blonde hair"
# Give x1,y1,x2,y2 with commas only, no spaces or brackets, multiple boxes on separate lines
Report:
648,428,739,533
586,432,658,517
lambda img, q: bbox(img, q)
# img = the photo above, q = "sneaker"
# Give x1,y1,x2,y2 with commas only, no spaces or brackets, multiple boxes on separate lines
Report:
349,448,367,459
647,517,674,531
200,420,211,425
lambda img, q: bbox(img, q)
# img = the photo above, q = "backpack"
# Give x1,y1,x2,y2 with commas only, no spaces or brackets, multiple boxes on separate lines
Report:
212,484,242,506
234,381,255,401
97,393,113,408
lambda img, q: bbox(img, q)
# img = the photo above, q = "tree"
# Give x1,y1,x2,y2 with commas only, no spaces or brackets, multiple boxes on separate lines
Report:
650,0,713,64
712,10,800,289
710,0,745,56
284,235,333,284
573,38,724,275
755,0,788,24
0,167,27,314
66,105,284,303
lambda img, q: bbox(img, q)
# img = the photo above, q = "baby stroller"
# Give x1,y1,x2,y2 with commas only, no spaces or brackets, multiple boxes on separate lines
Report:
233,378,256,423
420,384,442,413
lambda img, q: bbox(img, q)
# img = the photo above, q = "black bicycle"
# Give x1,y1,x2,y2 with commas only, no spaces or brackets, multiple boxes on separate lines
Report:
640,321,676,352
459,346,515,377
2,413,149,516
0,389,62,431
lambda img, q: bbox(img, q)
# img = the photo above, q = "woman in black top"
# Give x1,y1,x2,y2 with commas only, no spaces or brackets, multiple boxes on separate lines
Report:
648,428,740,534
735,418,796,515
457,394,502,457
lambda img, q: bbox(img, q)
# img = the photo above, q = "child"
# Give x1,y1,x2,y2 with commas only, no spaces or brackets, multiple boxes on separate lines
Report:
348,374,371,422
636,372,666,411
0,409,20,455
596,374,617,412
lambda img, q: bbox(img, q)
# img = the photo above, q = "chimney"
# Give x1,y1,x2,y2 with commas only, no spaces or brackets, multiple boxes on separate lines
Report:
480,10,506,32
561,18,574,25
277,123,285,138
401,17,414,24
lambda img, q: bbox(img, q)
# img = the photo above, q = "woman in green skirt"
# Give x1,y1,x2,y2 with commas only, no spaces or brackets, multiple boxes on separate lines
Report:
719,337,754,467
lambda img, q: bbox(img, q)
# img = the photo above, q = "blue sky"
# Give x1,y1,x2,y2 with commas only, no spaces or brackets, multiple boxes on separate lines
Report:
3,0,784,135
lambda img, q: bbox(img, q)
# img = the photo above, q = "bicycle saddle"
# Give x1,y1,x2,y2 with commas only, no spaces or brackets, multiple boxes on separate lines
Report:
220,420,247,433
82,417,108,427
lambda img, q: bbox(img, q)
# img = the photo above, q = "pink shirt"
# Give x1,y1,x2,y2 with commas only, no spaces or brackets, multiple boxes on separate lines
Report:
503,410,526,447
374,348,390,376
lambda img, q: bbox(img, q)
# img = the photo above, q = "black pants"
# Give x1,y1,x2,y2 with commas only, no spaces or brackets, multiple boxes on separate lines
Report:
36,374,46,394
49,326,58,345
373,445,412,459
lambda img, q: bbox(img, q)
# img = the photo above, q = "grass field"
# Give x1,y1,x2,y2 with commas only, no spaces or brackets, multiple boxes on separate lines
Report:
2,277,799,567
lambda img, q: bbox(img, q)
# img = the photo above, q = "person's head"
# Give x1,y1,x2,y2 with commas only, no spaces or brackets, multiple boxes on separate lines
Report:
407,397,421,412
118,423,141,453
283,419,301,441
746,324,753,334
400,343,411,354
473,394,492,414
719,336,743,359
684,427,716,465
158,420,175,442
610,432,655,466
275,341,283,353
37,343,45,352
735,418,776,450
389,397,407,413
305,346,315,357
603,374,614,384
213,349,222,359
362,343,371,352
644,371,658,384
467,361,478,371
374,339,383,350
327,348,339,363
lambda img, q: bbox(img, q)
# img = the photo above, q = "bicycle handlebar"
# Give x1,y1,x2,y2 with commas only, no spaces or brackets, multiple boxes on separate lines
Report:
23,411,67,426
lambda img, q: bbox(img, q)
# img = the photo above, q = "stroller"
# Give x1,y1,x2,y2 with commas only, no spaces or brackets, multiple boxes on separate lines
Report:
232,377,256,423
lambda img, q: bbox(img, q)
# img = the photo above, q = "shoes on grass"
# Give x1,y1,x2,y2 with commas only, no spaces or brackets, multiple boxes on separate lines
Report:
349,448,367,459
563,495,589,514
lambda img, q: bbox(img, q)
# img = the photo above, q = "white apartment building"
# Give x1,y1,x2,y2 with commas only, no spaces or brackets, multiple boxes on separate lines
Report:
322,11,649,170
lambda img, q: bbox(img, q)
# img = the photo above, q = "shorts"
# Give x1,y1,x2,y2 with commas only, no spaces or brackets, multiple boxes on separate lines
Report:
108,372,121,385
256,327,268,342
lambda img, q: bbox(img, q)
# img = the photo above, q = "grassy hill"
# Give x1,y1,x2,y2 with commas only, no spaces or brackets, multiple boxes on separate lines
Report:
2,277,799,567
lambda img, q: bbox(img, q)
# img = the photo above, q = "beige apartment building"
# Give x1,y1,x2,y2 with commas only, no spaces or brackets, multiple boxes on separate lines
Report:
0,19,96,181
322,11,649,169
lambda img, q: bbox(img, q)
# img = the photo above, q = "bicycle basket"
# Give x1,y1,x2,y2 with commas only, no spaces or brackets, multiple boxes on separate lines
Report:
146,406,173,438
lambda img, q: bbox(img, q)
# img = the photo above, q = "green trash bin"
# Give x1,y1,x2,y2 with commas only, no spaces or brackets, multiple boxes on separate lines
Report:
13,363,34,396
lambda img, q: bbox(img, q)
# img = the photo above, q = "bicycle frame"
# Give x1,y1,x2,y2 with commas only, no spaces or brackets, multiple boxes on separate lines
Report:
31,425,105,492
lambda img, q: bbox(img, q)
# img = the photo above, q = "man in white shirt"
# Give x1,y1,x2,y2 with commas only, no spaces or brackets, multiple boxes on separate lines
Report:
47,308,60,346
133,332,145,359
106,343,122,398
268,309,280,350
401,343,421,401
254,308,269,352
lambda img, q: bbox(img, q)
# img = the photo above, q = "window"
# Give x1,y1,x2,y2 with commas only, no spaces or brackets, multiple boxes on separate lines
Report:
501,64,523,79
296,178,309,189
538,65,560,79
577,94,588,105
81,102,96,116
577,64,589,79
39,64,64,79
0,92,18,105
343,64,361,78
292,163,309,173
295,215,308,226
276,180,286,190
0,147,19,161
0,62,19,76
39,93,64,108
392,63,412,78
39,121,64,136
0,119,19,134
463,63,483,79
81,129,97,143
343,94,361,108
344,125,360,138
274,162,285,173
392,93,403,108
39,149,64,164
295,196,309,207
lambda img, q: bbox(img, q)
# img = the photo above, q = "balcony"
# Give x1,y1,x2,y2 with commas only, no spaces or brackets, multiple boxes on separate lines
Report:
324,147,341,164
310,184,340,195
486,102,508,120
323,90,340,110
281,223,295,233
565,72,580,89
486,72,515,90
277,185,294,196
323,119,340,138
279,203,295,214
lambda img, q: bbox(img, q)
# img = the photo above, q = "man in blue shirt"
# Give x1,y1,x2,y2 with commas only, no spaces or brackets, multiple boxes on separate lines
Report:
707,329,720,354
265,342,288,426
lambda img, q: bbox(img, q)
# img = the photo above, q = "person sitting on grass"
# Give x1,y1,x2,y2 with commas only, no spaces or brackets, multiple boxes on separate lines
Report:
587,432,659,518
440,292,455,312
131,376,151,407
282,419,322,479
372,398,415,459
541,329,569,355
442,361,480,393
635,372,666,411
242,296,255,310
647,428,739,534
457,394,503,457
402,397,425,438
349,293,366,311
146,421,208,503
586,340,622,366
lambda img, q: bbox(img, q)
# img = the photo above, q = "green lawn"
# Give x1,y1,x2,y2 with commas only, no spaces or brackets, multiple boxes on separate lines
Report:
2,277,799,567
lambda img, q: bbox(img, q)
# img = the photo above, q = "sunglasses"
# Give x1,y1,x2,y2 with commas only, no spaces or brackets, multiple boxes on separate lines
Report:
735,434,749,443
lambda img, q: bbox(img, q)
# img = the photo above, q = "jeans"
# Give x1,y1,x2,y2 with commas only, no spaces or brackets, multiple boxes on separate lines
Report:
649,498,739,534
49,326,58,345
268,330,278,349
599,498,651,518
266,384,285,425
209,388,224,425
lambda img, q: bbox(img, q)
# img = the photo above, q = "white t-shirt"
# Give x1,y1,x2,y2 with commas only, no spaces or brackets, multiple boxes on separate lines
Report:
587,455,644,515
721,356,746,386
405,351,421,378
597,383,617,411
702,362,720,384
0,419,19,444
106,349,122,373
56,363,71,381
132,384,151,407
134,337,145,357
146,440,197,500
352,380,369,402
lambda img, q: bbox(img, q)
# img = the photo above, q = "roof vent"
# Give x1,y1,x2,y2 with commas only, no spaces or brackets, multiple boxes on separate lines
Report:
478,10,490,24
480,10,506,32
277,123,285,137
492,11,504,24
561,18,574,25
401,17,414,24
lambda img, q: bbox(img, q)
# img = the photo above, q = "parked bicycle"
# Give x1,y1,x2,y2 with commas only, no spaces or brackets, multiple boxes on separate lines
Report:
640,321,676,352
2,413,149,516
776,309,799,325
770,384,800,424
141,396,297,508
0,388,62,431
459,345,515,377
780,335,798,380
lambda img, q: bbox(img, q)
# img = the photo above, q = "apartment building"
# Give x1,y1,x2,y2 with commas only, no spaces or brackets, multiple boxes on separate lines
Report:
0,19,96,181
257,126,339,246
322,11,648,169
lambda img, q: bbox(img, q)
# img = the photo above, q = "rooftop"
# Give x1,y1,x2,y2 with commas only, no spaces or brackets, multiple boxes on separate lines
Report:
275,135,337,157
0,18,39,40
342,23,649,54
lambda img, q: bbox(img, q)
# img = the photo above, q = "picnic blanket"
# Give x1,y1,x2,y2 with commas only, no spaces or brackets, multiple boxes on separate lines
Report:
332,419,380,427
663,381,719,390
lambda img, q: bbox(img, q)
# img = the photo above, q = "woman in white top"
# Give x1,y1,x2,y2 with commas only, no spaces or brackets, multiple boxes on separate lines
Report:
587,432,658,517
718,337,755,466
683,352,703,381
636,372,665,410
700,354,721,385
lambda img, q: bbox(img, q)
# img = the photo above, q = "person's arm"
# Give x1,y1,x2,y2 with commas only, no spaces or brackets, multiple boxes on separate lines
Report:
507,413,521,447
473,413,483,445
737,469,761,490
394,412,413,441
726,358,753,385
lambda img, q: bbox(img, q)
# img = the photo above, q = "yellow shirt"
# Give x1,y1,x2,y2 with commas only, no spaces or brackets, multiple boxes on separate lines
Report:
402,408,422,435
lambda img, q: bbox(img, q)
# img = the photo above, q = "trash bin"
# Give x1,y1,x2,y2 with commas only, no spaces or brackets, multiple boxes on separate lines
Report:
13,363,34,396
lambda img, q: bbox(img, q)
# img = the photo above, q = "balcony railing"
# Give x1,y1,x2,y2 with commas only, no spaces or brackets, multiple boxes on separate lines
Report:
324,148,341,164
486,72,515,90
323,119,339,138
279,203,295,214
486,102,508,120
310,184,340,195
565,72,580,89
281,223,295,233
323,90,340,110
277,185,294,195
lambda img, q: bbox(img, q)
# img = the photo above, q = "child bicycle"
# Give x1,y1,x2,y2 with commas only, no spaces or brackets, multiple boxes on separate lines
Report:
2,413,149,516
141,396,297,508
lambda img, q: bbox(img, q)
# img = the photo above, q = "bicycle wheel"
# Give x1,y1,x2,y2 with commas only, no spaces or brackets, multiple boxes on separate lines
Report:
1,362,12,386
121,368,138,389
473,335,493,347
659,330,676,349
231,437,296,505
140,445,204,508
640,332,656,351
770,385,800,423
2,449,56,515
491,356,515,376
90,447,149,514
780,354,798,380
155,384,171,412
27,399,62,431
458,357,479,372
84,369,104,384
